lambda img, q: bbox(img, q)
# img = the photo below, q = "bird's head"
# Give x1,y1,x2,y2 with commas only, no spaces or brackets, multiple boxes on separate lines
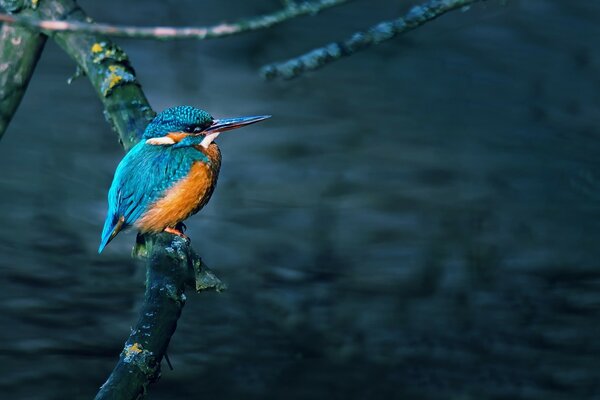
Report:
143,105,270,148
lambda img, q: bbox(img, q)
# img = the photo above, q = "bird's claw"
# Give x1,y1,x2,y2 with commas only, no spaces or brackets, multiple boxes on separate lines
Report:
164,226,189,240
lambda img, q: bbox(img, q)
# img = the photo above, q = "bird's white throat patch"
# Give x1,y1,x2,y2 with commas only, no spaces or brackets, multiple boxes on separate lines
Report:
200,132,220,148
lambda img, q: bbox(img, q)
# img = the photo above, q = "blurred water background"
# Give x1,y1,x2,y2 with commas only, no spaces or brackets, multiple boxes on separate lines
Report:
1,0,599,398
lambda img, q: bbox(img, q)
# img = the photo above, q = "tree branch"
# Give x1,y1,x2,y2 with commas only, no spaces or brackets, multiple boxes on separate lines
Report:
0,0,351,40
0,21,47,139
8,0,156,150
0,1,226,398
95,233,225,400
260,0,487,80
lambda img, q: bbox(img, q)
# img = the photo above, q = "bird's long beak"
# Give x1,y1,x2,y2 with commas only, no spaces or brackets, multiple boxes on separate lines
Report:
204,115,271,133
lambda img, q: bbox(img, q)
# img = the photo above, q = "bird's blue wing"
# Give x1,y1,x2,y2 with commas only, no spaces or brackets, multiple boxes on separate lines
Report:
98,142,208,252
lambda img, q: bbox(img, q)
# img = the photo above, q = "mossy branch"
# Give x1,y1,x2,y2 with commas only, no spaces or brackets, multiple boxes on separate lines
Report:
0,0,351,40
5,0,156,150
95,233,225,400
261,0,488,80
0,1,226,398
0,19,47,139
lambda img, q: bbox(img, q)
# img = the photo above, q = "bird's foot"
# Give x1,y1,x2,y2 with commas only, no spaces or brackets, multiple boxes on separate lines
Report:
164,226,189,240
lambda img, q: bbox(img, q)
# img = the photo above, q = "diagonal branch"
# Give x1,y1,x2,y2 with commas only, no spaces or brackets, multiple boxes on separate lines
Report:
10,0,156,150
1,1,226,398
0,22,47,139
95,233,225,400
261,0,488,80
0,0,351,40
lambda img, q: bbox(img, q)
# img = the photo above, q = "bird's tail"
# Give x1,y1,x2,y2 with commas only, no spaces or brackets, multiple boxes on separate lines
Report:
98,214,125,253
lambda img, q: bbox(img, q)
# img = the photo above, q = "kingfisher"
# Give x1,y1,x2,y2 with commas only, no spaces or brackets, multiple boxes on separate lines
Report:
98,105,270,253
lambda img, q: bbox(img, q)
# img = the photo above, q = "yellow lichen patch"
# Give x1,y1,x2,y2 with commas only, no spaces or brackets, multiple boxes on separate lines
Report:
91,42,104,53
101,64,135,97
107,65,123,91
125,342,143,357
90,42,128,65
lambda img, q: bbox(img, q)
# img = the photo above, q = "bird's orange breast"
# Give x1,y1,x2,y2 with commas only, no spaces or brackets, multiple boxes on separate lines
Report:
135,144,221,233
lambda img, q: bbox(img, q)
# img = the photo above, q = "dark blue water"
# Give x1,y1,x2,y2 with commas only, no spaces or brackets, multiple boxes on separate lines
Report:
1,0,599,398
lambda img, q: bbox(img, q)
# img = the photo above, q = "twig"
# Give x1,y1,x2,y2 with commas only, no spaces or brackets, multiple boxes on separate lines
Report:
0,21,47,139
261,0,487,80
0,0,351,40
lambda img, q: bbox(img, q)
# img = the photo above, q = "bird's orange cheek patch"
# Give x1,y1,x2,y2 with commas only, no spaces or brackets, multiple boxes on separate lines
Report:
146,132,189,146
166,132,189,142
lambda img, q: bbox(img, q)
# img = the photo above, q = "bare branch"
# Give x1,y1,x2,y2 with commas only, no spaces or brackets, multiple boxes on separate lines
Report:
261,0,488,80
0,0,351,40
0,22,47,139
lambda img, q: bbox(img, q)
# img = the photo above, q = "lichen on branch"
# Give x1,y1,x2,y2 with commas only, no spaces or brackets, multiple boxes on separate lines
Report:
4,0,156,150
95,233,225,400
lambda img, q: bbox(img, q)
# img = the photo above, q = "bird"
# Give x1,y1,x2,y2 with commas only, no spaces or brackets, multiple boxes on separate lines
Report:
98,105,270,253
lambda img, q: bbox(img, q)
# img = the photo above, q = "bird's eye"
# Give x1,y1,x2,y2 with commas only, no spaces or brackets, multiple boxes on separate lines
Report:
183,125,203,134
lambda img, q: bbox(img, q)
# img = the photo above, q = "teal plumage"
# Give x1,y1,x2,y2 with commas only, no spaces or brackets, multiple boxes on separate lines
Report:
143,106,214,139
98,143,210,253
